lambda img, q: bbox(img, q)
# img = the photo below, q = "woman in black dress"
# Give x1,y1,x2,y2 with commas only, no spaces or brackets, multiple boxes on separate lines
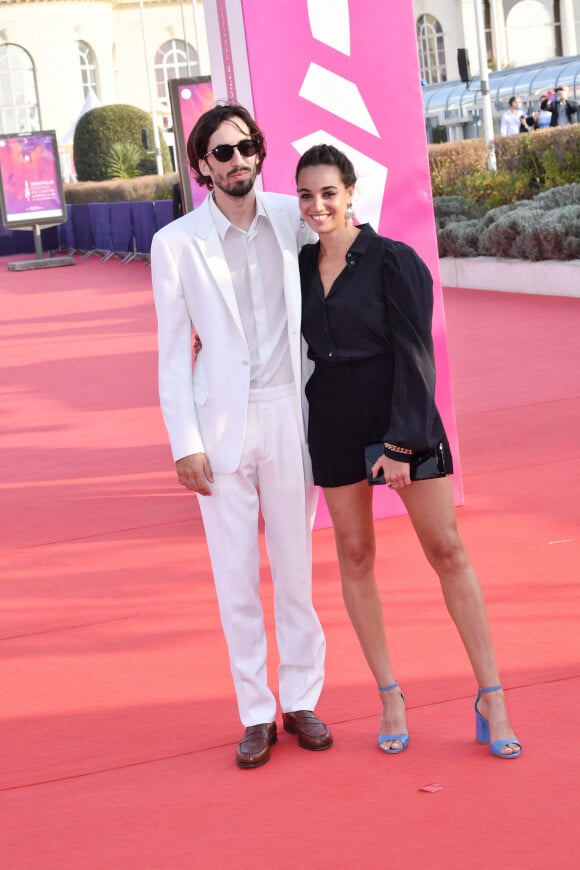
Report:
296,144,520,758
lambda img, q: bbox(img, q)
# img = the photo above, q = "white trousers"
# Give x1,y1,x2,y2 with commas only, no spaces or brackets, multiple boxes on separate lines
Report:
197,384,326,726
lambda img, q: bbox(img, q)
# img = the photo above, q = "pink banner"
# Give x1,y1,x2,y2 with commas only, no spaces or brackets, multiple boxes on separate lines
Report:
216,0,237,100
204,0,463,525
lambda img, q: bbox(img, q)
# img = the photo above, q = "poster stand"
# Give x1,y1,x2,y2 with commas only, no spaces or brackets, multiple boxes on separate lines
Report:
8,224,75,271
0,130,75,271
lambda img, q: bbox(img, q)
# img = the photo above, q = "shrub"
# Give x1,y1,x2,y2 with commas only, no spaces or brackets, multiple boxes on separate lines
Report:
479,208,545,259
433,196,486,229
430,124,580,205
436,185,580,260
64,172,179,203
462,169,533,209
429,140,487,197
532,183,580,209
430,126,580,260
478,200,580,260
106,142,142,179
537,206,580,260
541,145,580,189
494,125,580,186
74,104,172,181
437,219,483,258
479,199,535,229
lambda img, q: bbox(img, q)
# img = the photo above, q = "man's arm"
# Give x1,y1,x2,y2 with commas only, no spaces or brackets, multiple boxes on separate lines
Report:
151,231,206,464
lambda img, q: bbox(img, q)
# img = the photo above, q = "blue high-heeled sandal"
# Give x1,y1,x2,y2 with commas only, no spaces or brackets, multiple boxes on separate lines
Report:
378,682,409,754
475,684,521,759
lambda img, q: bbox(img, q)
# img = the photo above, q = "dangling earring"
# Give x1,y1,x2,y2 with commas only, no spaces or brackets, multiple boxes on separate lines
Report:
345,204,354,226
300,215,306,229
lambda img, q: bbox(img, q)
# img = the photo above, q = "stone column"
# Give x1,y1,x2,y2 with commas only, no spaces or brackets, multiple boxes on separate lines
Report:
459,0,479,74
489,0,508,69
559,0,578,56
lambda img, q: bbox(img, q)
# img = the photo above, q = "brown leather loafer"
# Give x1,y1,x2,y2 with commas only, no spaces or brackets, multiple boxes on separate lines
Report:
235,722,277,768
282,710,333,751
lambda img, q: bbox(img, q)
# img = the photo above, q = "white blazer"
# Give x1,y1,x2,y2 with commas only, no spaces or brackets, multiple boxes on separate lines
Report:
151,190,316,473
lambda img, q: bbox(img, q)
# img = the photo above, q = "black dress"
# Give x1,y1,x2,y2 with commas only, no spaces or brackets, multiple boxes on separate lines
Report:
300,223,452,487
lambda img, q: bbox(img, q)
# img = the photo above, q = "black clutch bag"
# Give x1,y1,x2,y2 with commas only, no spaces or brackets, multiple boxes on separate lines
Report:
365,442,447,486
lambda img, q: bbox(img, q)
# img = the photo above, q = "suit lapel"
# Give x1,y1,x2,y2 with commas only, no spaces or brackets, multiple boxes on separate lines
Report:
192,193,301,352
193,199,245,337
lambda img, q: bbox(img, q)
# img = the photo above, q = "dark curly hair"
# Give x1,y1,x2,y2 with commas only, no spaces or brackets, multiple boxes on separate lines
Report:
186,102,267,190
295,144,357,188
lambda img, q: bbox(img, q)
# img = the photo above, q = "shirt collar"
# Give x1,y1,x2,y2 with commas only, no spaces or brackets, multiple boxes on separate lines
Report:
209,192,267,240
343,223,376,267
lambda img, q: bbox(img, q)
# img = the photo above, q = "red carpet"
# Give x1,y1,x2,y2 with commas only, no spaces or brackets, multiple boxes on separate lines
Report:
1,256,579,868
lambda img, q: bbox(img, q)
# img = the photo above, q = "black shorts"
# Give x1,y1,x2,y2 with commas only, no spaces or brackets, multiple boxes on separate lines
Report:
306,355,452,488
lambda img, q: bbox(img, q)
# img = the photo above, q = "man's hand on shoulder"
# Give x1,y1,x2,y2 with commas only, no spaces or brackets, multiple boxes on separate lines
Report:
175,453,214,496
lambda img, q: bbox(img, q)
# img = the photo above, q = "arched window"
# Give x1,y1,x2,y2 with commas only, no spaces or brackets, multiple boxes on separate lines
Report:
155,40,199,109
417,15,447,85
65,41,100,116
0,44,40,135
506,1,554,65
78,42,99,99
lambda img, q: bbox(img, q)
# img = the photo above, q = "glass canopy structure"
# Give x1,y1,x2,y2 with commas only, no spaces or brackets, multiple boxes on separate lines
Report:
422,53,580,142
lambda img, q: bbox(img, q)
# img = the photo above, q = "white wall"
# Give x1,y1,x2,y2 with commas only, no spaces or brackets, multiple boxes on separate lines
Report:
0,0,208,140
412,0,580,78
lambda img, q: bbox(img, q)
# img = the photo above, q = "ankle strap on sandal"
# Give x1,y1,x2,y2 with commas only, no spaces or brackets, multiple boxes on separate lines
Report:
378,681,399,692
477,684,503,694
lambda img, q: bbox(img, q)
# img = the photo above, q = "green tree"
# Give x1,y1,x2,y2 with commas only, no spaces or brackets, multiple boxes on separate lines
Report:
74,105,172,182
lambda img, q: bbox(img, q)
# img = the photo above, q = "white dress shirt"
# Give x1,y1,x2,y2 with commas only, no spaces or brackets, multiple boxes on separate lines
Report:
500,109,521,136
209,195,293,389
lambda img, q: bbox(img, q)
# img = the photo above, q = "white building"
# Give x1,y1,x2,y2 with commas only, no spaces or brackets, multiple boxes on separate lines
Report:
414,1,579,83
0,2,579,148
0,0,210,141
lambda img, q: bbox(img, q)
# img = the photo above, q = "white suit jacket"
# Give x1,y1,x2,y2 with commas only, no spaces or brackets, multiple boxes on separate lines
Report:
151,190,316,473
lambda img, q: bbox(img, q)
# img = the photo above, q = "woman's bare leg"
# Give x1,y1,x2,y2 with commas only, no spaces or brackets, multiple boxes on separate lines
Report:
323,481,407,749
398,477,518,753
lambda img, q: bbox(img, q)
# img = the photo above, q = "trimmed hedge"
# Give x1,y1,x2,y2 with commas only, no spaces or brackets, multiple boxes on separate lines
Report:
433,196,486,229
430,124,580,207
64,173,179,204
431,127,580,259
74,104,172,182
436,184,580,260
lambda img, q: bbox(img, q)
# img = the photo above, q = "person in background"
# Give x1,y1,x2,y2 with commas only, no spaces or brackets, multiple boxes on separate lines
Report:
500,96,526,135
550,85,578,126
534,96,553,130
151,103,332,769
295,143,521,760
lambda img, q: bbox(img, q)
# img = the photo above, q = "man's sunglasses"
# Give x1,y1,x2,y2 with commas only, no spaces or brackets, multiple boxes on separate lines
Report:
204,138,260,163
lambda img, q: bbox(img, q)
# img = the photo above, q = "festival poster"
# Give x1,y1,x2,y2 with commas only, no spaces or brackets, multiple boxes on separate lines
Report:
203,0,463,526
168,77,214,211
0,131,67,228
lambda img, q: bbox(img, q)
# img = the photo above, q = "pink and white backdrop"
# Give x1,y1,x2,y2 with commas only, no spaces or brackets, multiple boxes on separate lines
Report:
202,0,463,526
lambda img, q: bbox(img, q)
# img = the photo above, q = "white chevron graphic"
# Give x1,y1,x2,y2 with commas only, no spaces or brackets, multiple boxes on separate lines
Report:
292,130,388,230
307,0,351,56
299,63,380,137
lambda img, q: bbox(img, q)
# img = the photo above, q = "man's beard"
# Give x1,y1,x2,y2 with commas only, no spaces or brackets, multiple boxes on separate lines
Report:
215,168,256,198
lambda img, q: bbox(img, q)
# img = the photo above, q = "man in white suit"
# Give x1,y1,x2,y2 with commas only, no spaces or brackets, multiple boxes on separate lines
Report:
151,103,331,768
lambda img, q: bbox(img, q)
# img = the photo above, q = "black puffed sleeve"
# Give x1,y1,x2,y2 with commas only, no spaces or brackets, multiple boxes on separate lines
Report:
381,241,438,457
